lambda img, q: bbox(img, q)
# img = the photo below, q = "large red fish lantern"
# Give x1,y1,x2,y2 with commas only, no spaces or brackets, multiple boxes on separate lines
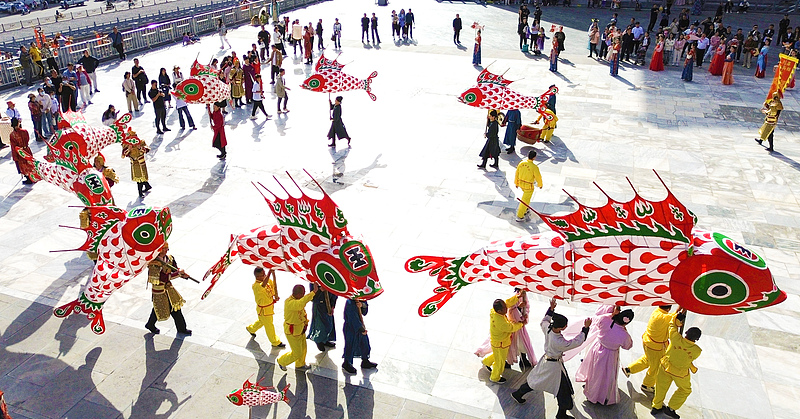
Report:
171,60,231,104
459,69,558,120
203,170,382,301
406,171,786,317
300,54,378,101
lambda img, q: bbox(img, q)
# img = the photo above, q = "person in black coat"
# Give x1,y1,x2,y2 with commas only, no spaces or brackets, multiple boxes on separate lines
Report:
478,110,500,169
453,13,462,44
327,96,351,147
648,4,659,33
342,298,377,374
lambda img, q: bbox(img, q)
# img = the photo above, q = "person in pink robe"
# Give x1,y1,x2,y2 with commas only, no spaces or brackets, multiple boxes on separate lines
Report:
475,289,537,370
574,305,634,405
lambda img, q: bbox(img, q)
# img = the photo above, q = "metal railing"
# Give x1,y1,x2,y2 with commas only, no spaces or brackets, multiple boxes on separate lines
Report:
0,0,315,90
1,0,185,33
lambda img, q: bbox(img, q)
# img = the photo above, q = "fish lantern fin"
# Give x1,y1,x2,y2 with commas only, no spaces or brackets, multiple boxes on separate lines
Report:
365,71,378,101
202,234,239,299
53,293,106,334
280,384,291,405
254,170,349,242
405,255,469,317
72,206,127,254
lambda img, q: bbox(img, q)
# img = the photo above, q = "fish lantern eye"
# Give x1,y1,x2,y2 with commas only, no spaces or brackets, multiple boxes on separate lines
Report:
305,74,325,89
461,88,484,105
227,392,243,406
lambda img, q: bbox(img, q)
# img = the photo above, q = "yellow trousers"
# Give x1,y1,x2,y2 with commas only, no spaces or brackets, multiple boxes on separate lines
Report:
652,364,692,410
277,333,307,368
246,315,282,346
541,125,555,142
627,345,665,387
759,123,775,141
517,189,534,219
482,345,509,382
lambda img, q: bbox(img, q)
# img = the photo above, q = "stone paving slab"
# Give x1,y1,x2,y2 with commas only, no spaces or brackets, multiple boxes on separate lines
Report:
1,0,800,418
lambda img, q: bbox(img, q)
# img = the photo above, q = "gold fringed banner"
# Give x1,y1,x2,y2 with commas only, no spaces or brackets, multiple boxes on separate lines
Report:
767,53,799,100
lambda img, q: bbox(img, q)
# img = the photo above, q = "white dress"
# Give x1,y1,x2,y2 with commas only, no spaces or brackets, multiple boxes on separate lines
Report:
525,312,587,395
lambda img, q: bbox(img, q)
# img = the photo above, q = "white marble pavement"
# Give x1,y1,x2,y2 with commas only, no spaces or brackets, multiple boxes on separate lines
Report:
1,0,800,418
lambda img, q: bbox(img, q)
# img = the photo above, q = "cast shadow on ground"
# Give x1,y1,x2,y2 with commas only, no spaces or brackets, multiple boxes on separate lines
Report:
163,127,196,153
343,375,375,419
320,151,385,193
491,370,547,419
128,334,189,418
580,388,639,419
287,369,309,419
159,160,226,218
477,168,545,234
768,150,800,172
0,185,32,218
310,371,345,418
531,136,579,164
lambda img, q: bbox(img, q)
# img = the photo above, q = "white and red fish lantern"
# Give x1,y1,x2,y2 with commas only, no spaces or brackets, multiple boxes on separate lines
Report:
54,205,173,334
227,379,290,406
202,170,382,301
470,22,483,30
172,60,231,104
459,69,558,120
300,54,378,101
405,171,786,317
550,24,564,32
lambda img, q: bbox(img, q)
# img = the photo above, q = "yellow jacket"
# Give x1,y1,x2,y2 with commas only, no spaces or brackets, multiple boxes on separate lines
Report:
489,295,524,348
515,160,543,191
283,291,315,336
660,316,702,378
252,279,277,316
642,307,677,351
30,46,41,62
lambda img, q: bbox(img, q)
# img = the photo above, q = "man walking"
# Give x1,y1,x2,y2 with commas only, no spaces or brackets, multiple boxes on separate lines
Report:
333,18,342,49
246,267,285,348
651,309,702,419
514,150,543,222
277,284,317,371
108,27,125,60
250,74,271,120
257,25,271,61
307,285,337,352
77,50,100,93
453,13,462,44
623,305,677,394
327,96,350,147
481,292,524,384
371,13,381,44
342,298,378,374
144,244,192,336
361,13,370,43
148,80,169,134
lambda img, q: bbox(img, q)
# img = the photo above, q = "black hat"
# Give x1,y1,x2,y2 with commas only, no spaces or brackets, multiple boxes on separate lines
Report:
336,95,344,102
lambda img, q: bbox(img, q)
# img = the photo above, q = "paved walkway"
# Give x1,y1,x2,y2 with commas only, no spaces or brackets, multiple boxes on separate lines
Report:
0,0,799,418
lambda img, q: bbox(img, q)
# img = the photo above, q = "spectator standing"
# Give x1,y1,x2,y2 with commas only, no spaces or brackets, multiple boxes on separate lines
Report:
695,33,709,67
361,13,370,43
148,80,169,134
269,45,283,84
108,27,126,60
276,68,289,114
60,65,78,112
392,10,400,41
218,19,232,50
132,59,148,105
317,19,325,50
333,18,342,49
29,42,44,78
473,29,482,66
371,13,381,44
453,13,462,44
26,94,44,141
77,50,100,93
19,46,33,87
241,58,255,104
292,20,303,55
742,34,757,68
75,65,93,109
406,8,415,39
257,25,271,61
37,88,52,138
122,72,138,113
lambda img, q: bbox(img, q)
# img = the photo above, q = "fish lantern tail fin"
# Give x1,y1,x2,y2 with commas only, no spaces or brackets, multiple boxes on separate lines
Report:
202,234,239,299
280,383,291,405
364,71,378,101
53,293,106,334
405,255,468,317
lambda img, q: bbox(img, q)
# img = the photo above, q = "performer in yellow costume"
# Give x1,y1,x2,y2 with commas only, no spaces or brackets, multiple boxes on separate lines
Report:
623,305,677,393
514,150,543,221
245,267,285,347
144,243,192,335
755,92,783,152
121,138,152,198
651,309,702,419
277,284,316,370
481,291,525,383
535,109,558,142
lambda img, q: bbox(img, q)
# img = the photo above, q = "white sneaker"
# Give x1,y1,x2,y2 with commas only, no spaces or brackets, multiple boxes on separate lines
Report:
249,116,257,120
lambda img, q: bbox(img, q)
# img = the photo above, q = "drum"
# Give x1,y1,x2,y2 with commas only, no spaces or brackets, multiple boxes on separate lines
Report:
517,125,541,144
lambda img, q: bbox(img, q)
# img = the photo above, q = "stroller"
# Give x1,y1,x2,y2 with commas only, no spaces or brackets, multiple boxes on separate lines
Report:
634,45,648,65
